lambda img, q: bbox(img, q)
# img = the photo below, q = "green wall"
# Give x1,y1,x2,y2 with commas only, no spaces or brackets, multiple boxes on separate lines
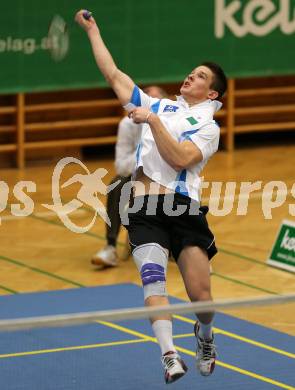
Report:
0,0,294,93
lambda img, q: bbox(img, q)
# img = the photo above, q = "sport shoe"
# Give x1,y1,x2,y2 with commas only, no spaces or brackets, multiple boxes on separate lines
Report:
161,351,188,384
91,245,118,267
194,322,217,376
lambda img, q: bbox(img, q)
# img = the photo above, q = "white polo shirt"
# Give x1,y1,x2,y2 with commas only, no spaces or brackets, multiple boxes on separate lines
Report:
124,86,222,201
115,116,142,177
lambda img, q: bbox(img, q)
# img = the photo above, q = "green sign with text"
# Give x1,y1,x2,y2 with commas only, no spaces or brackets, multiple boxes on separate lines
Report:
268,220,295,273
1,1,295,93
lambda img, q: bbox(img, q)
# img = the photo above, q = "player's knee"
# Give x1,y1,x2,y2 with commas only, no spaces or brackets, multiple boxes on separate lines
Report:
132,243,168,300
194,289,212,302
187,282,211,302
142,280,167,300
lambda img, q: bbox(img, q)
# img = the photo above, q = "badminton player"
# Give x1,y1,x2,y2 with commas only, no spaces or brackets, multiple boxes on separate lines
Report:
75,10,227,384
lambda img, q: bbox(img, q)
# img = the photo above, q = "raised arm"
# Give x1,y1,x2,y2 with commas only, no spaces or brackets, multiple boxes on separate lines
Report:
75,10,135,105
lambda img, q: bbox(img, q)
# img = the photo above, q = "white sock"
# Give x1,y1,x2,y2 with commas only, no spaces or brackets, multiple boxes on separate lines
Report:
198,320,213,340
152,320,176,355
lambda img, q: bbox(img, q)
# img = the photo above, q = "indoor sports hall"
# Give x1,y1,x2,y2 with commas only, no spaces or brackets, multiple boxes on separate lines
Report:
0,2,294,389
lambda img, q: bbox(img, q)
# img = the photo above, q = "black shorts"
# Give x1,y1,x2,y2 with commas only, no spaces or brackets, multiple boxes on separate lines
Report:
124,193,217,261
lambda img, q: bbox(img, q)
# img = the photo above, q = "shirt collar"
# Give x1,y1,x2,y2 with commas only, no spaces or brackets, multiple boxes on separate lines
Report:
176,96,222,113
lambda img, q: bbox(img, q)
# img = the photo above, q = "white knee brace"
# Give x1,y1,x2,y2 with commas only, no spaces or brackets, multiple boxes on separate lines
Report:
132,243,169,300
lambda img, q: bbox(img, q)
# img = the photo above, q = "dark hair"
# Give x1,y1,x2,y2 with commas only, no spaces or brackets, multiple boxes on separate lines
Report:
143,85,168,98
201,61,227,98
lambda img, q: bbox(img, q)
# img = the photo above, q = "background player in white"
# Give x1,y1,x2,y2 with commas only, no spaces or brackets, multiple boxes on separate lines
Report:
75,10,227,384
91,86,167,267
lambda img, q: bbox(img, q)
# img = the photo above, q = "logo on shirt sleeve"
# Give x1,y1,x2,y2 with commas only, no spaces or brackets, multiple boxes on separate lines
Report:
163,105,179,113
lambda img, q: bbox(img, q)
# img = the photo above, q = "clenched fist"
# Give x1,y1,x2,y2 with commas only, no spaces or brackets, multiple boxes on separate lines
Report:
75,10,99,33
129,108,153,124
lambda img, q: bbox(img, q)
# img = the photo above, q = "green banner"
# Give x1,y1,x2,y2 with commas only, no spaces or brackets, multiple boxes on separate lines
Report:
1,0,295,93
268,220,295,273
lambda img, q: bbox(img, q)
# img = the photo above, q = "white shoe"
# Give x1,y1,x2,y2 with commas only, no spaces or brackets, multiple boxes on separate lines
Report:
194,322,217,376
91,246,118,267
161,351,188,384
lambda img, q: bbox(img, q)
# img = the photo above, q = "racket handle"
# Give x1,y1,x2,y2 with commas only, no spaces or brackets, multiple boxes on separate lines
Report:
83,10,92,20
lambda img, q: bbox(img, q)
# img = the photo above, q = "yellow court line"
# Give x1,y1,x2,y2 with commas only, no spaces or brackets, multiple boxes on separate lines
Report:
173,314,295,359
97,320,156,341
98,320,295,390
173,333,194,339
0,327,192,360
0,338,147,359
174,345,295,390
0,321,293,390
97,321,193,341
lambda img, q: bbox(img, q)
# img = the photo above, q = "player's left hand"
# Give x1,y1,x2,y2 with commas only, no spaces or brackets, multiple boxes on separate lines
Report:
129,108,151,124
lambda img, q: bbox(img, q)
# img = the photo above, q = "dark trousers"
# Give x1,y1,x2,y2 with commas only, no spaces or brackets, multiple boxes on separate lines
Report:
106,175,131,246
